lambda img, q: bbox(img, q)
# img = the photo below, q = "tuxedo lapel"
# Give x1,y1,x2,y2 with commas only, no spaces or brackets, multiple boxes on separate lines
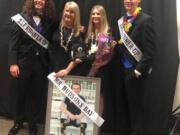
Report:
22,14,49,35
41,21,51,34
129,13,143,39
21,14,34,27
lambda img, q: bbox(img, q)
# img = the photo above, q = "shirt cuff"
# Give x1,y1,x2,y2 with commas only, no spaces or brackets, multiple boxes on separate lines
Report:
134,69,142,77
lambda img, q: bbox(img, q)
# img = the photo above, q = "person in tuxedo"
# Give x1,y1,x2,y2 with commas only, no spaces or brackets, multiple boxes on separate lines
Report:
8,0,56,134
50,1,87,78
112,0,156,135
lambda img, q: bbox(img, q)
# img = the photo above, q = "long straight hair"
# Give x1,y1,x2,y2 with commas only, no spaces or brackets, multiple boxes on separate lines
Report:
85,5,109,43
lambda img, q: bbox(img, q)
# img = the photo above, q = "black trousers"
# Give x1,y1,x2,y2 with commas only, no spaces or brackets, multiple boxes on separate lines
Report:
15,58,48,125
112,68,145,135
60,118,87,134
96,64,116,133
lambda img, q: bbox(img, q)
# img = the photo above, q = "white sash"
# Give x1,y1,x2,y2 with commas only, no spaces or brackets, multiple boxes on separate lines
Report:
118,17,143,62
11,14,49,49
47,72,105,127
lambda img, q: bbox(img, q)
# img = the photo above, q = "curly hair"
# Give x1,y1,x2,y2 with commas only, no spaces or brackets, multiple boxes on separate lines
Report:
23,0,56,20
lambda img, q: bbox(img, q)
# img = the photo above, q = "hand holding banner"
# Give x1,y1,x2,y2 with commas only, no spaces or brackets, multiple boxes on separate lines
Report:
47,72,104,127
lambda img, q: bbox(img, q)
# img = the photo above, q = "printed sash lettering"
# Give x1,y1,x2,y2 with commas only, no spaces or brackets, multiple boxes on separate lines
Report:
48,72,105,127
118,17,143,62
11,14,49,49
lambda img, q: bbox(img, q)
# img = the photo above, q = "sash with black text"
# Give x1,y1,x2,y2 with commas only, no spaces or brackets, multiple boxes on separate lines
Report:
11,14,49,49
117,17,143,62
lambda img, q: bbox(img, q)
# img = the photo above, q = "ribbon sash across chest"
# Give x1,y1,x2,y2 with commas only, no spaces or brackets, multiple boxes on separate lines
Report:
11,14,49,49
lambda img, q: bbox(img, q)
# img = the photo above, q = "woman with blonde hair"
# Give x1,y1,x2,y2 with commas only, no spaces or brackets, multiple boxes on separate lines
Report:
86,5,114,75
86,5,110,43
50,1,86,77
60,1,81,37
85,5,115,131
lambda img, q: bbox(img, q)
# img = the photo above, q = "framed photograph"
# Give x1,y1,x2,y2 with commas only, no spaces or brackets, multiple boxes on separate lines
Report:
45,75,101,135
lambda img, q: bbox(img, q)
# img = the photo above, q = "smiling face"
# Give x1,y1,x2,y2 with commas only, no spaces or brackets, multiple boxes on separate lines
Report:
71,84,81,94
86,5,109,39
91,9,102,25
34,0,45,10
33,0,45,15
124,0,141,14
63,5,75,27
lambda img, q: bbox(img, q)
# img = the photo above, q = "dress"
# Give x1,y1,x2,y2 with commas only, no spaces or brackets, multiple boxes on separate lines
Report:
86,32,115,131
50,26,89,76
86,30,113,94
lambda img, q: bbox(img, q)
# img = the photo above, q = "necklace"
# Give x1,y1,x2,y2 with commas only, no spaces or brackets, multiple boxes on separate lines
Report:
89,34,98,55
91,34,97,46
118,7,141,44
60,28,74,52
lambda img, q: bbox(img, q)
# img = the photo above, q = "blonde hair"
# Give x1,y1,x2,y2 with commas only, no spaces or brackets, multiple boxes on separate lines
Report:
60,1,81,36
85,5,109,42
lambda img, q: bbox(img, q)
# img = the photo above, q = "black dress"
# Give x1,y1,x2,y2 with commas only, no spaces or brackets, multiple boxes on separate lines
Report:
85,33,116,131
50,27,89,76
85,32,113,94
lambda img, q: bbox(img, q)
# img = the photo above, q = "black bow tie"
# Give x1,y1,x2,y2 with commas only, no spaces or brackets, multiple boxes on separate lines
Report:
126,15,133,19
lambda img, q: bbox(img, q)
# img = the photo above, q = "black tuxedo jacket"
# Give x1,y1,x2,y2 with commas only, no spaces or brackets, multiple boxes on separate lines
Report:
114,12,156,75
8,13,56,69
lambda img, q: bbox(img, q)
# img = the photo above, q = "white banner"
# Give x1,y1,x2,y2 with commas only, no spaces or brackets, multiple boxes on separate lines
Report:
47,72,104,127
118,17,143,62
11,14,49,49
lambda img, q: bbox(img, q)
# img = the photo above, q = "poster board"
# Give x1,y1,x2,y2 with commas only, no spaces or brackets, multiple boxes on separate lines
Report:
45,75,101,135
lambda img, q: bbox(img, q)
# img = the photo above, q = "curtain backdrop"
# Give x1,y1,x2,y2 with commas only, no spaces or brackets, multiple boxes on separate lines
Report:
173,0,180,113
0,0,178,135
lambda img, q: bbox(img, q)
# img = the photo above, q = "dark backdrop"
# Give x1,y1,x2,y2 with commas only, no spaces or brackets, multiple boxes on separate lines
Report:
0,0,179,135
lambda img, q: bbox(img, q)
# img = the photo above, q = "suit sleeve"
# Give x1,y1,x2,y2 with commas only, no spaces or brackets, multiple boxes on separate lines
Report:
135,17,156,74
8,23,21,66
